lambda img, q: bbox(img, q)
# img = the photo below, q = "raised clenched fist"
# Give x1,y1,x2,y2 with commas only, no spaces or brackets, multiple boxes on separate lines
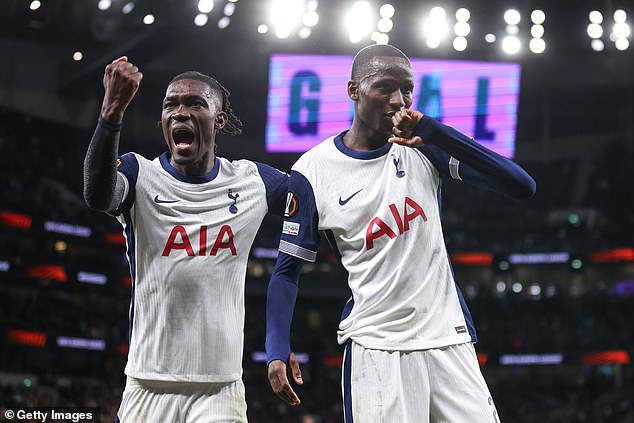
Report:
100,56,143,124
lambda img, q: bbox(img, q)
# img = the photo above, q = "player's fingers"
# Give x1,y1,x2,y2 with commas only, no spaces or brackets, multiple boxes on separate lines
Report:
388,135,424,147
391,127,413,138
280,384,301,406
112,56,128,63
289,353,303,385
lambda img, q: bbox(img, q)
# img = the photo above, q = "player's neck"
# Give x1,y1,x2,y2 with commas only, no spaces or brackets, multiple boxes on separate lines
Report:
170,153,216,177
344,124,389,151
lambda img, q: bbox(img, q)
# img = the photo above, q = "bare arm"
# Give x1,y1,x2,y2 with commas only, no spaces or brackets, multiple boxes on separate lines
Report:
83,56,143,212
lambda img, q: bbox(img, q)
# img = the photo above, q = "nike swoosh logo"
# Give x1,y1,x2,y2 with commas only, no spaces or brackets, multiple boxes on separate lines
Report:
339,189,363,206
154,195,179,204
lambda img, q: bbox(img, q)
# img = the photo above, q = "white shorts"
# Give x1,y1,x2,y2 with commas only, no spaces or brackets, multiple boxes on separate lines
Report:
342,342,499,423
116,376,247,423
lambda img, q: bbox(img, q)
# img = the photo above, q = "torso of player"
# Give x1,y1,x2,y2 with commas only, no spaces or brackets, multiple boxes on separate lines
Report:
118,153,269,382
295,137,472,351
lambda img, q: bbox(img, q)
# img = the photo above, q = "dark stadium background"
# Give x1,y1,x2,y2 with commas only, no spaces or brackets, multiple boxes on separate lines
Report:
1,1,633,422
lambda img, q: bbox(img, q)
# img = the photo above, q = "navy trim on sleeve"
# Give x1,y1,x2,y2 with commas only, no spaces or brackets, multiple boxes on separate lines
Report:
113,152,139,214
255,162,290,217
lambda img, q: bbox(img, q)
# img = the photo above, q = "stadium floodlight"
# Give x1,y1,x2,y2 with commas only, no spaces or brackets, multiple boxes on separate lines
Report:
218,16,230,28
72,51,83,61
224,2,235,16
504,9,521,26
531,24,544,38
271,0,304,39
506,24,519,35
194,13,208,26
591,39,605,51
379,4,395,19
345,1,374,44
303,10,319,27
29,0,41,11
615,38,629,50
198,0,214,14
485,33,496,43
529,37,545,53
531,9,545,25
299,27,311,39
423,7,449,48
454,21,470,37
370,31,389,44
587,23,603,39
589,10,603,24
512,282,523,293
453,36,467,51
614,9,627,23
502,35,521,54
122,2,135,14
456,8,470,22
143,14,155,25
613,22,630,39
378,17,393,33
258,24,269,34
98,0,112,11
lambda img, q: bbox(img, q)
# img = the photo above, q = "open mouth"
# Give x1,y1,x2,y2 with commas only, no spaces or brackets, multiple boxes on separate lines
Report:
172,128,195,149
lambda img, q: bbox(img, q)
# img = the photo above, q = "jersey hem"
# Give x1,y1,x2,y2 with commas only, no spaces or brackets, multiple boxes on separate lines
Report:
339,333,473,351
124,369,242,383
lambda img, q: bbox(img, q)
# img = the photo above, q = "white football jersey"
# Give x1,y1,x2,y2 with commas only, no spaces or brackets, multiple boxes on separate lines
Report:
279,131,475,351
115,152,287,382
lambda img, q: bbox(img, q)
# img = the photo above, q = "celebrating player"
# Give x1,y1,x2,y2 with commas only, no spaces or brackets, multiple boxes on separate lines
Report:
265,44,536,421
84,57,293,422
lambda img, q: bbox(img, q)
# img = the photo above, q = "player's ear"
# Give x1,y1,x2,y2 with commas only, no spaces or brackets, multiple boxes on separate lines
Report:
347,80,359,101
214,111,227,131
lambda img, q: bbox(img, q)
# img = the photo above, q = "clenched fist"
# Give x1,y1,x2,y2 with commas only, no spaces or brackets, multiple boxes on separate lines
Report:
100,56,143,124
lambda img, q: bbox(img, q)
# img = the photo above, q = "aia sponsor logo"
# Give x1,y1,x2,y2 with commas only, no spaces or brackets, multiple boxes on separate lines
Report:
365,196,427,250
162,225,237,256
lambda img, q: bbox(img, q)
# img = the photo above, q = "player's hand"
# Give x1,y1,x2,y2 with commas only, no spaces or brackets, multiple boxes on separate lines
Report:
267,353,303,406
100,56,143,124
388,107,424,147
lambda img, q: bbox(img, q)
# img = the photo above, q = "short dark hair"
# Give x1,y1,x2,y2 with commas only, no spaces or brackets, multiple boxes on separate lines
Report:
350,44,410,80
169,71,243,136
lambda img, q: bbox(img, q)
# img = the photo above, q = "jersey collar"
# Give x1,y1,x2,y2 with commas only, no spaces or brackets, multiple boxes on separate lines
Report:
333,131,393,160
159,152,221,183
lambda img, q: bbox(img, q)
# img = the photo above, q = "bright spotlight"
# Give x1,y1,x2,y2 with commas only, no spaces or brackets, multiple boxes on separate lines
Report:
531,24,544,38
194,13,208,26
377,17,393,33
346,1,374,43
218,16,230,29
615,38,629,50
122,2,135,14
72,51,83,61
29,0,41,10
529,37,546,53
143,14,155,25
512,282,523,293
453,36,467,51
257,24,269,34
430,6,446,20
589,10,603,24
303,10,319,27
370,31,389,44
531,9,545,24
198,0,214,14
423,8,449,45
379,4,395,19
307,0,318,12
224,3,235,16
591,39,604,51
456,8,470,22
454,22,470,37
271,0,304,39
98,0,112,11
502,35,521,54
587,23,603,39
485,33,496,43
506,24,519,35
613,22,630,39
504,9,521,25
299,27,312,39
614,9,627,23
